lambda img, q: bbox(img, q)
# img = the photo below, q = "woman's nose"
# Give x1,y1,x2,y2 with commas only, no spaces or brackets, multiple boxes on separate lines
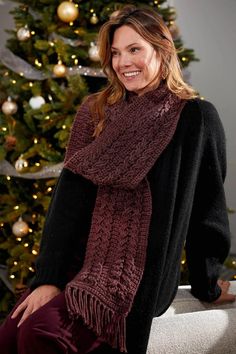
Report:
118,53,132,67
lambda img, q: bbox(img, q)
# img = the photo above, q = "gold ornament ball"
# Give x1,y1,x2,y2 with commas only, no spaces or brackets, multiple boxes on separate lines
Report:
53,63,67,77
57,1,79,23
15,156,28,172
17,26,31,41
1,100,18,115
12,217,29,237
90,14,99,25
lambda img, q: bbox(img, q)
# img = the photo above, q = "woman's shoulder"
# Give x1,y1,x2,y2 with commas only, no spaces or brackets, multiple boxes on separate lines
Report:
182,98,218,118
180,98,224,135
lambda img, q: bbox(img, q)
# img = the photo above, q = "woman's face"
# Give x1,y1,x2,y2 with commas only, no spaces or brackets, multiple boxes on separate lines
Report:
111,25,161,95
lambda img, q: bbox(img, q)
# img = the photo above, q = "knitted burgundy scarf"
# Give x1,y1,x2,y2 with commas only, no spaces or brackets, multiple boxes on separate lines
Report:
64,83,186,352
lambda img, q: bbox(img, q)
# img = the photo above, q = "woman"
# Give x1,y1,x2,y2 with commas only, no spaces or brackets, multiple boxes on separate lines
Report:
0,5,235,354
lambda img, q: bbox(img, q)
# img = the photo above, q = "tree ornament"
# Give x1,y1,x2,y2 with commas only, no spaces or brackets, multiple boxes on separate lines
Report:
88,42,100,62
17,26,31,41
1,98,18,115
57,1,79,23
90,13,99,25
29,96,46,109
12,217,29,237
4,135,17,151
53,61,67,77
15,155,28,172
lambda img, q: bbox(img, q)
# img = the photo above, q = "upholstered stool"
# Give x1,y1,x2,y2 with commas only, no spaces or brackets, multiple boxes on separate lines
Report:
147,281,236,354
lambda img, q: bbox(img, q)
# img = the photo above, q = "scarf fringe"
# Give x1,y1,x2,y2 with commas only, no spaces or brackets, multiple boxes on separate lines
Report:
66,285,127,353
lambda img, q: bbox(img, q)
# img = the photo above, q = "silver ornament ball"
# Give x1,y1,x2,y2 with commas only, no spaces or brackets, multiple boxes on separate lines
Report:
29,96,46,109
88,43,100,62
12,217,29,237
15,156,28,172
17,26,31,41
1,100,18,115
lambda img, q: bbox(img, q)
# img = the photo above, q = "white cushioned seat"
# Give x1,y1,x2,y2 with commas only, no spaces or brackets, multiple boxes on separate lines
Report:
147,281,236,354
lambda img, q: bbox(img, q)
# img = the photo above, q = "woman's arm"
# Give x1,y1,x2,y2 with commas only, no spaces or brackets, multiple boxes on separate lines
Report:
12,101,97,325
30,168,97,290
185,100,232,302
12,169,97,326
31,100,97,290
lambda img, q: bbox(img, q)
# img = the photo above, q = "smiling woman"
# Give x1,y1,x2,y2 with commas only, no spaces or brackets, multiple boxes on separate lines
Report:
0,5,234,354
111,25,161,95
91,4,197,138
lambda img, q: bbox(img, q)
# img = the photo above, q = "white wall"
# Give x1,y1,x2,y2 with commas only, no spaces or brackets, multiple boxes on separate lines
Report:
175,0,236,254
0,1,14,44
0,0,235,252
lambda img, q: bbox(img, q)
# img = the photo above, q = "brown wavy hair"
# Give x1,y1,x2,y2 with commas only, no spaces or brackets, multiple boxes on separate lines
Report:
89,5,197,137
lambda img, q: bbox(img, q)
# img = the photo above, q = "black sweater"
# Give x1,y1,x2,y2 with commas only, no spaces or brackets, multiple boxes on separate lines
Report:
31,98,231,354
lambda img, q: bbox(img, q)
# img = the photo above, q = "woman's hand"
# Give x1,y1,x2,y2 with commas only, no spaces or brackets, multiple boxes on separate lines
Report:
213,280,236,305
11,284,61,327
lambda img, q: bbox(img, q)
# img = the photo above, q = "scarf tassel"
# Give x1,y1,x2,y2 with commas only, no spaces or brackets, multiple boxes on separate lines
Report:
66,286,127,353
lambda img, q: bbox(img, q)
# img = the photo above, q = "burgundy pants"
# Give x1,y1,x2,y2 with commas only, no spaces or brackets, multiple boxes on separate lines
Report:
0,289,104,354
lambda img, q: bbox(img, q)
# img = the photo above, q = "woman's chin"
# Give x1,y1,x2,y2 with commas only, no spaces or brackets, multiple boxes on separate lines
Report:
123,83,143,93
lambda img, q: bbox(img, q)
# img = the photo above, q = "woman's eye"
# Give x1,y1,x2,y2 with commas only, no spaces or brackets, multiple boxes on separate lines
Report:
111,51,119,57
130,47,139,53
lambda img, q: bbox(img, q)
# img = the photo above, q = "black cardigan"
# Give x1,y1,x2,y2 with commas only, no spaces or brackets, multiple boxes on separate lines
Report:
31,98,230,354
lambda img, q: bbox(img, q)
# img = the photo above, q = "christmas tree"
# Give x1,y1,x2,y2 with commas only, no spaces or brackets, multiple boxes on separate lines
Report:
0,0,200,318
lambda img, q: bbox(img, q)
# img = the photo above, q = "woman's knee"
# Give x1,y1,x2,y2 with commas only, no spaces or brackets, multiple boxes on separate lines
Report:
17,309,53,347
17,291,66,343
17,315,56,353
17,310,74,353
16,297,71,348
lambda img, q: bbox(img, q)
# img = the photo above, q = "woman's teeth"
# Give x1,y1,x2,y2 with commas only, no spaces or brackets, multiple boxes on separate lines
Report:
123,71,141,77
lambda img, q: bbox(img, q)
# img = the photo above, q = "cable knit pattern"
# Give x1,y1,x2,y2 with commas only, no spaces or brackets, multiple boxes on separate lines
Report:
64,83,186,352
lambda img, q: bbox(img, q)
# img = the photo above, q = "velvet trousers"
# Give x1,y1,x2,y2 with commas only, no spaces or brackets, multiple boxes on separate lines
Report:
0,289,104,354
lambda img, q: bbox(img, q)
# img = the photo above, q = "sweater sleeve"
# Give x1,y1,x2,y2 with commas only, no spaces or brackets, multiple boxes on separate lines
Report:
185,100,231,302
30,168,97,290
30,99,97,290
